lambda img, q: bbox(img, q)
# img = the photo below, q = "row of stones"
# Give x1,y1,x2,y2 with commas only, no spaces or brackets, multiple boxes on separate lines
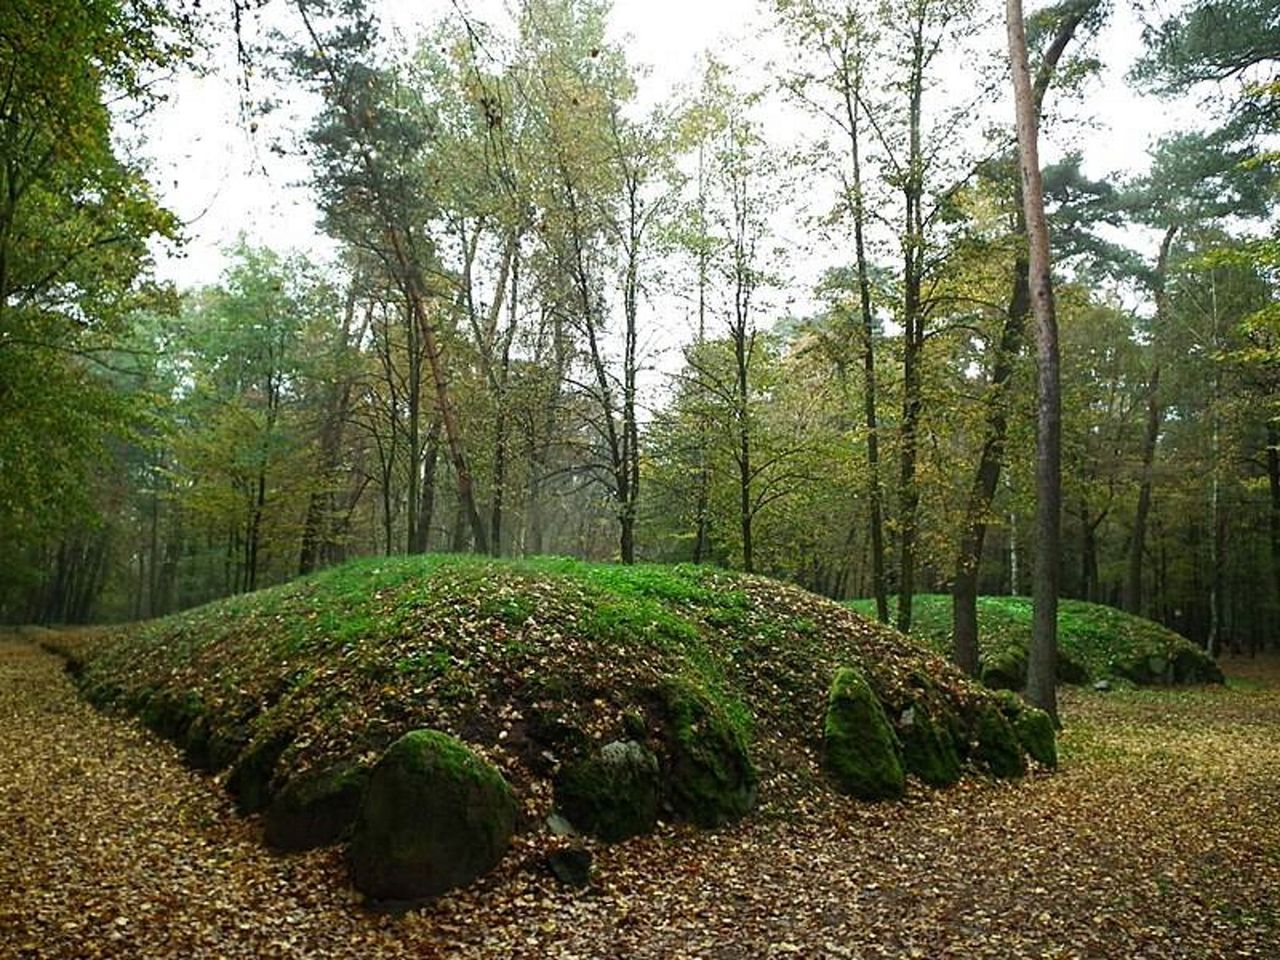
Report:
108,667,1055,902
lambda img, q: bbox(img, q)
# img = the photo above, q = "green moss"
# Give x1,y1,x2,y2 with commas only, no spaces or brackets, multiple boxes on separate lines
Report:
823,667,905,800
972,700,1027,779
555,740,660,842
351,730,517,901
897,701,962,787
992,691,1056,767
980,650,1027,691
265,762,369,852
658,681,757,827
227,733,291,814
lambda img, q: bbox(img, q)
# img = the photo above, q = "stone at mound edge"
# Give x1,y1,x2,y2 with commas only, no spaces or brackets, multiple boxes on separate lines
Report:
555,740,660,842
994,691,1058,769
823,667,905,800
972,701,1027,779
265,762,369,852
897,701,962,787
659,682,757,827
350,730,517,900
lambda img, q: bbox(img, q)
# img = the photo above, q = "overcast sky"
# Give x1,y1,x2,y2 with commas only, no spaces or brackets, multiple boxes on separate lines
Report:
136,0,1198,291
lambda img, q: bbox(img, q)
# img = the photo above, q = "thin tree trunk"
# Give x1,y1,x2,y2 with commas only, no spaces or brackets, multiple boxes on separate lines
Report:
952,254,1030,675
1008,0,1061,719
952,3,1090,677
896,8,927,637
1125,226,1177,613
1268,420,1280,618
839,33,888,623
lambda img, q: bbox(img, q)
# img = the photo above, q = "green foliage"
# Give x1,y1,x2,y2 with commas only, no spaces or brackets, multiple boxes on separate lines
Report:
0,0,187,617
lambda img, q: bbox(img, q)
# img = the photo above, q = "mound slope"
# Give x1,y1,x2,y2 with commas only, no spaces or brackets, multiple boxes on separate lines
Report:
849,595,1223,689
52,557,1053,896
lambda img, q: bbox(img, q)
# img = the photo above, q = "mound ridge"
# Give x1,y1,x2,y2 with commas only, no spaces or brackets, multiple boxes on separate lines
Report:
54,557,1054,897
849,595,1223,689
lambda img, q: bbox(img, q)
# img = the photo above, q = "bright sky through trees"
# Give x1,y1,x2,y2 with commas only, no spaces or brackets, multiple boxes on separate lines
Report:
140,0,1194,290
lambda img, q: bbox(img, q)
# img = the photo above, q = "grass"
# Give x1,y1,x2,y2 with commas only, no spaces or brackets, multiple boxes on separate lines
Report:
848,594,1223,688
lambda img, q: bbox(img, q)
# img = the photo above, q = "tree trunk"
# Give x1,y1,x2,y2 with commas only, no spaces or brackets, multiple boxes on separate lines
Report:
952,1,1090,677
1008,0,1061,719
896,12,926,636
413,417,442,553
1268,420,1280,619
840,34,888,624
952,252,1030,675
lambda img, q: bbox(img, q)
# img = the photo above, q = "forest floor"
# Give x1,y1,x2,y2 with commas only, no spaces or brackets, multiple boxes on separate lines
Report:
2,635,1278,960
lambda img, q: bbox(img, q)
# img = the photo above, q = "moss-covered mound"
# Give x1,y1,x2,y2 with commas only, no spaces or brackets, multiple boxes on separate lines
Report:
848,595,1223,689
57,556,1056,895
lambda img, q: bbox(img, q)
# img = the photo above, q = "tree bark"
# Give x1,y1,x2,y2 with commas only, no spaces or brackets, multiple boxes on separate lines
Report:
1008,0,1061,719
896,9,926,636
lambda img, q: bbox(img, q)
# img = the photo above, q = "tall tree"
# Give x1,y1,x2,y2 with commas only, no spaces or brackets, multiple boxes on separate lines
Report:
950,0,1101,677
1007,0,1060,717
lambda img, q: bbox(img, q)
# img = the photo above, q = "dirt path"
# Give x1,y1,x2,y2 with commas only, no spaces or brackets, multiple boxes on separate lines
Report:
2,637,1278,959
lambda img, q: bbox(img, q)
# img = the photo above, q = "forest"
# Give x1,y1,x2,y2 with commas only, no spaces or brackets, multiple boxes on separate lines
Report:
3,0,1277,656
4,1,1280,956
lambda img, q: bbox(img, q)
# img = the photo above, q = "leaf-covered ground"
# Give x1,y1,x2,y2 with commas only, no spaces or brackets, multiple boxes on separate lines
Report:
4,632,1277,958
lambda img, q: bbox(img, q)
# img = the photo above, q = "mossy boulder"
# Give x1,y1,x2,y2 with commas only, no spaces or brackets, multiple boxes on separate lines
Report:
265,762,370,852
555,740,660,842
896,701,962,787
823,667,905,800
979,650,1027,691
993,691,1057,768
226,733,292,814
971,700,1026,779
350,730,517,901
657,682,757,827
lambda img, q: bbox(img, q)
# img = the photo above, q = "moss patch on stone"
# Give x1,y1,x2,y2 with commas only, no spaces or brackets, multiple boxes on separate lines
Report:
555,740,660,842
657,681,756,827
227,733,291,814
350,730,516,901
896,700,962,787
265,762,369,852
972,701,1026,779
823,667,905,800
993,691,1057,768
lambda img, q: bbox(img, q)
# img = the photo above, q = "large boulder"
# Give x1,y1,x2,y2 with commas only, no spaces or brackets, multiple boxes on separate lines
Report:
971,700,1027,779
994,691,1057,769
350,730,517,900
657,682,757,827
555,740,661,842
897,701,962,788
823,667,905,800
265,762,369,852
